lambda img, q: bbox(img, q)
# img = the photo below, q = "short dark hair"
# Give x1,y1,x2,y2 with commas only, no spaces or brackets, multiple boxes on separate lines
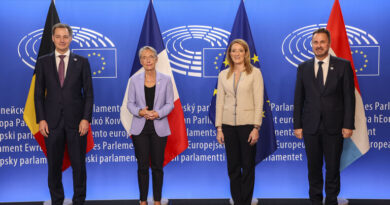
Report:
52,23,73,36
312,28,331,43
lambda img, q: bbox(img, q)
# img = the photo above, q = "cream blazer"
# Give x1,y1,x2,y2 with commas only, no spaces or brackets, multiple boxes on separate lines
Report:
215,67,264,127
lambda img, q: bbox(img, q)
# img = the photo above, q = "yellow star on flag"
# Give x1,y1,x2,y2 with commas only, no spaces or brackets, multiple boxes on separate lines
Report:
213,89,217,96
223,58,229,68
251,54,259,64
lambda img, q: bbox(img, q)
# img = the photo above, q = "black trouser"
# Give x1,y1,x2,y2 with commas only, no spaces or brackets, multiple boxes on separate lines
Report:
132,128,167,202
303,127,344,205
44,117,87,205
222,124,256,205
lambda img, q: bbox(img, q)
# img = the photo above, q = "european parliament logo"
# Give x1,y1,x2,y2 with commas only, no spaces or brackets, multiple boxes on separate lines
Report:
18,26,117,78
162,25,230,78
281,24,380,76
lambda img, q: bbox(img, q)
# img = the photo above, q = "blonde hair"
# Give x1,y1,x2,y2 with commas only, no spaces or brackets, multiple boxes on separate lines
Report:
226,39,253,79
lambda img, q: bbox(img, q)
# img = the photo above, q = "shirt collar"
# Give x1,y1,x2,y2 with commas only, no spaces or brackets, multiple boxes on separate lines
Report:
55,49,70,58
314,53,330,65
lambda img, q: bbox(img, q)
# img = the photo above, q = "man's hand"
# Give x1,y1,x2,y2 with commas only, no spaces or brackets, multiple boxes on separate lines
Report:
342,128,353,138
79,119,89,136
294,128,303,139
248,128,259,146
39,120,49,138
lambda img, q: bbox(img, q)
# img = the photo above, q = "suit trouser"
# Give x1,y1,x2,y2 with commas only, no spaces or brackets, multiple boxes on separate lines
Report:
222,124,256,205
132,128,167,201
303,126,343,205
44,117,87,205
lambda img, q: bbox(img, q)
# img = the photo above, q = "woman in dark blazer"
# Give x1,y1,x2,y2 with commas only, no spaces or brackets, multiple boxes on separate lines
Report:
127,46,174,205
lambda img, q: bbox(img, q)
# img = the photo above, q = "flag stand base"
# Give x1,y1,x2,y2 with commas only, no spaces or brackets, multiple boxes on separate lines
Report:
322,198,348,205
147,198,169,205
229,198,258,205
337,198,349,205
43,199,72,205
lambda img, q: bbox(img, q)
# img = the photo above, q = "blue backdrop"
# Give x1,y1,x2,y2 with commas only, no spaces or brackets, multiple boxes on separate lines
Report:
0,0,389,202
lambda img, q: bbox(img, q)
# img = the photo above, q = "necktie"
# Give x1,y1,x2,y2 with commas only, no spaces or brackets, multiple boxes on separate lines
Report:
58,55,65,87
317,61,324,91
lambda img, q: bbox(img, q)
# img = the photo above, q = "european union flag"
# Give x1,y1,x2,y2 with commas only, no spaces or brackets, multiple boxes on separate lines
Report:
203,48,226,78
208,0,277,164
72,48,117,78
350,46,380,76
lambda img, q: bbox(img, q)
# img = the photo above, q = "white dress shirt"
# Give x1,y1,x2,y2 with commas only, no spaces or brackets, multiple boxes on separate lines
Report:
314,54,330,85
55,49,70,78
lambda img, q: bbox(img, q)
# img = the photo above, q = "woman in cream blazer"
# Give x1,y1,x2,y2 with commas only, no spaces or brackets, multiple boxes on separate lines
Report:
215,39,264,205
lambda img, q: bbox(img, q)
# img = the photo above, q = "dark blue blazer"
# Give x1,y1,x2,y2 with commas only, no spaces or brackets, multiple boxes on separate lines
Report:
293,55,355,135
34,52,94,129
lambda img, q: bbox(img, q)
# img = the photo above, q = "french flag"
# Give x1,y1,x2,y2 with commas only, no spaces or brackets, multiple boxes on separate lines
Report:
327,0,370,170
120,0,188,166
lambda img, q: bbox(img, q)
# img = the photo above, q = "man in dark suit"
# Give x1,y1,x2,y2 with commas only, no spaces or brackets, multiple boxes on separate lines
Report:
34,23,93,205
293,28,355,205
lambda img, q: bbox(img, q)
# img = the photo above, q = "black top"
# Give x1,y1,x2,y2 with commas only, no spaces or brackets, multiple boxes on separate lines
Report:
145,85,155,110
143,85,156,132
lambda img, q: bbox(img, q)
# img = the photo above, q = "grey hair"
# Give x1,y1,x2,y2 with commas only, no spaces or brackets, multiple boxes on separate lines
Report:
138,46,158,59
52,23,73,36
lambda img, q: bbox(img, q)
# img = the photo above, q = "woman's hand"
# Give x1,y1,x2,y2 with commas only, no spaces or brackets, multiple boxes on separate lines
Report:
216,129,225,144
148,111,159,120
248,128,259,146
144,110,159,120
139,106,148,117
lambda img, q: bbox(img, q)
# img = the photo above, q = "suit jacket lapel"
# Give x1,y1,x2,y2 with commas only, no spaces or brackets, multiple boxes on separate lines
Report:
62,52,75,87
50,53,61,87
323,56,336,94
139,72,146,107
308,59,321,93
154,72,162,106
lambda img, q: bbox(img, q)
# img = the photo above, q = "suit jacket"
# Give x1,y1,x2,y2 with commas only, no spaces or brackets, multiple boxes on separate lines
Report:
34,52,94,129
215,67,264,127
127,71,174,137
293,55,355,135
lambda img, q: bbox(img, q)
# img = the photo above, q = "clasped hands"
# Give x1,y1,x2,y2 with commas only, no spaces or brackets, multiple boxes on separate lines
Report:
139,106,159,120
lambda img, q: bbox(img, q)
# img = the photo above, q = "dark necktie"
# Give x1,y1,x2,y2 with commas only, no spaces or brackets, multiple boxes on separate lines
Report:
58,55,65,87
317,61,324,91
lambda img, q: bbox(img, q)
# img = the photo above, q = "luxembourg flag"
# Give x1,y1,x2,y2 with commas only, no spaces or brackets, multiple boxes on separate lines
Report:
120,0,188,166
327,0,370,170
